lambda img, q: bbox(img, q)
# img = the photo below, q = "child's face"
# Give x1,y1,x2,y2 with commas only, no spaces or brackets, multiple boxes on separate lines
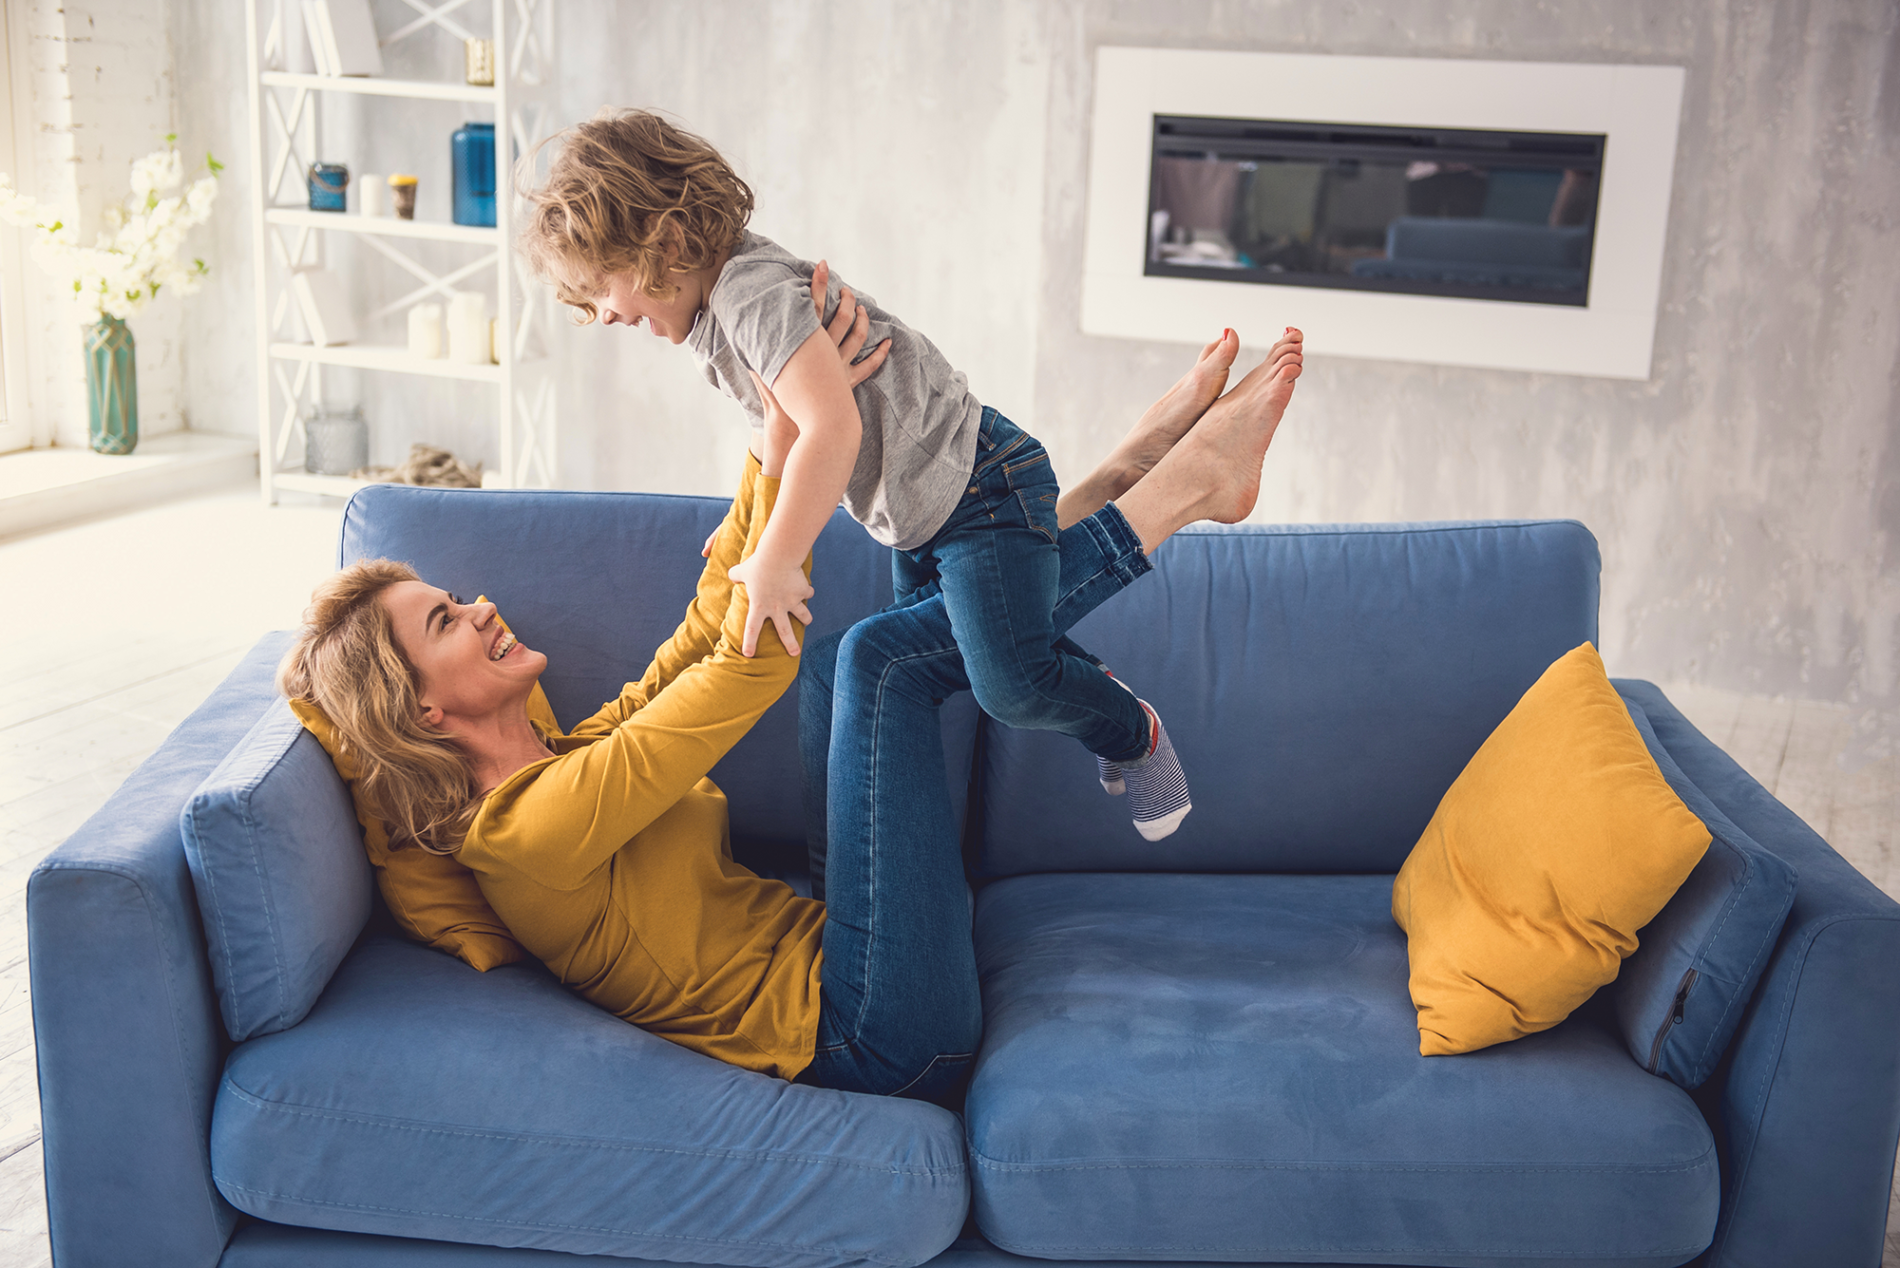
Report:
596,269,707,344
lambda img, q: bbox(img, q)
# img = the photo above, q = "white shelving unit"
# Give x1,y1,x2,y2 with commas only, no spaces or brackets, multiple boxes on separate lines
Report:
243,0,558,502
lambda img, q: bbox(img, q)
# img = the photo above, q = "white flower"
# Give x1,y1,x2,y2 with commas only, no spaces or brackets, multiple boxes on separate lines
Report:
0,141,219,323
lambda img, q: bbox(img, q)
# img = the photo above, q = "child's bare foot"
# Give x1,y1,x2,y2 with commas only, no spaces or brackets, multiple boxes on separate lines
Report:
1100,330,1239,495
1116,329,1302,548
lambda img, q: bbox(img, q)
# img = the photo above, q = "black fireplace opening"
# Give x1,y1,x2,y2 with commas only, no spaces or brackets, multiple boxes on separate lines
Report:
1145,115,1606,307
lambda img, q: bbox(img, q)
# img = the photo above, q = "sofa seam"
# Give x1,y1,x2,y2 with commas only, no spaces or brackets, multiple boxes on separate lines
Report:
220,1078,964,1177
241,715,299,1034
1171,519,1588,540
179,801,243,1038
36,859,235,1238
1709,912,1895,1260
1683,835,1789,1078
980,1231,1713,1258
216,1180,922,1266
967,1144,1717,1176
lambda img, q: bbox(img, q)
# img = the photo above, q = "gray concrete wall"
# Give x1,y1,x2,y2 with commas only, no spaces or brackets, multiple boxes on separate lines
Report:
165,0,1900,738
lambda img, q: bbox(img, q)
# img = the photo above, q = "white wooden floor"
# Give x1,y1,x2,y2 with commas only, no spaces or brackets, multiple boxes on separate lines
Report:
0,485,1895,1267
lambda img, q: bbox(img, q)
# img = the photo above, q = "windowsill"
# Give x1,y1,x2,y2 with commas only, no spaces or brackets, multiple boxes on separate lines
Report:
0,432,258,540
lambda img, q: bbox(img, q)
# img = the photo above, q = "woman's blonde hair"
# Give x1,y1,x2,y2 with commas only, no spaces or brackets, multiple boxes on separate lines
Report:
517,107,753,322
277,559,479,855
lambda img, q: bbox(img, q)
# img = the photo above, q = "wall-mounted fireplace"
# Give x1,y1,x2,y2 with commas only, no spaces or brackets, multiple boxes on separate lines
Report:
1083,50,1684,379
1146,116,1605,308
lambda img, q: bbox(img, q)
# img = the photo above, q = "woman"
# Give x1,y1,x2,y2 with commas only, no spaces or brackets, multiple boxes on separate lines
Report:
279,286,1303,1103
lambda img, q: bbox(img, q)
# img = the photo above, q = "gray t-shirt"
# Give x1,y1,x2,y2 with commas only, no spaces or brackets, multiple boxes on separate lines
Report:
687,232,984,551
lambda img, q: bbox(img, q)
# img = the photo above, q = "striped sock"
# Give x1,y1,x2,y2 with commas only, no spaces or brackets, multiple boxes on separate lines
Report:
1121,701,1191,841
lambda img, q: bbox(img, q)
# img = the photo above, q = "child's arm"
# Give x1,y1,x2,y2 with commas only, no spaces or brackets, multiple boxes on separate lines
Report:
725,291,872,658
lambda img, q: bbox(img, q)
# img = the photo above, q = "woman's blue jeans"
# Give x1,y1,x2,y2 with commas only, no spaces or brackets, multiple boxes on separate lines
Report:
796,499,1153,1101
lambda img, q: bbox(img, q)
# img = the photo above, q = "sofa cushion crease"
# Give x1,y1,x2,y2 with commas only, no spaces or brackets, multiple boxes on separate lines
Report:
965,872,1719,1266
211,934,968,1268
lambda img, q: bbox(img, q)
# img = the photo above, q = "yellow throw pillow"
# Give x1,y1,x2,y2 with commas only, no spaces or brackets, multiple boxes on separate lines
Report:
1390,642,1711,1056
286,597,549,972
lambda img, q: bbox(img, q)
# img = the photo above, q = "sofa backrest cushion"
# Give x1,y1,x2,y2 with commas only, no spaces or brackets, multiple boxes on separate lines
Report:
1610,696,1798,1089
339,485,931,860
977,520,1601,876
181,699,373,1041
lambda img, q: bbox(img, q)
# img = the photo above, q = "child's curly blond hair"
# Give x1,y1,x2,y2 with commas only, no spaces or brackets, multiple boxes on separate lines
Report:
518,108,753,323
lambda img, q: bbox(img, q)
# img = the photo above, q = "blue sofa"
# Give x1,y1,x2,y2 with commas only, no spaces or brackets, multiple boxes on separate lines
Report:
29,486,1900,1268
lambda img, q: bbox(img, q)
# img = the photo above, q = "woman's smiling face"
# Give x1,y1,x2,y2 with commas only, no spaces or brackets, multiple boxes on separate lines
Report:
381,582,547,728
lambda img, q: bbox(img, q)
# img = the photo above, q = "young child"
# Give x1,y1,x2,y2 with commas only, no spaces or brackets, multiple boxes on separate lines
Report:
521,109,1285,840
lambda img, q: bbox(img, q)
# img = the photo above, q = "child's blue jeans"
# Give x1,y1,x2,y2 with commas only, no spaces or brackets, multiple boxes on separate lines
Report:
796,497,1154,1101
892,407,1151,762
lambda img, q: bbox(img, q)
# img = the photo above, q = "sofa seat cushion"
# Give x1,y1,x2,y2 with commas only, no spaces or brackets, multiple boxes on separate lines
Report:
967,874,1718,1268
211,935,968,1268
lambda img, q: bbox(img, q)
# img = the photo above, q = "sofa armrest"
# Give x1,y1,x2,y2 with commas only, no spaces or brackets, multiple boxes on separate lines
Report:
1615,680,1900,1268
29,636,291,1268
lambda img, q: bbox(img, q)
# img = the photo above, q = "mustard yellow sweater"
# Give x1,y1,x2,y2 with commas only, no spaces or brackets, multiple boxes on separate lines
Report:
456,457,826,1079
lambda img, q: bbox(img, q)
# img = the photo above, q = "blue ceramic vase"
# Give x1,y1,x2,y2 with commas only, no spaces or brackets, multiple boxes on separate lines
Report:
84,315,138,455
452,122,496,227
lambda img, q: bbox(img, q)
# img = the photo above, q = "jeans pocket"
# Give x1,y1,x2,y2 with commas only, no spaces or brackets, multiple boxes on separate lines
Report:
1017,488,1058,545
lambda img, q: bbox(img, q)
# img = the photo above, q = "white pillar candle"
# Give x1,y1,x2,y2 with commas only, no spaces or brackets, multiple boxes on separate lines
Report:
407,303,444,358
447,292,488,364
358,173,385,216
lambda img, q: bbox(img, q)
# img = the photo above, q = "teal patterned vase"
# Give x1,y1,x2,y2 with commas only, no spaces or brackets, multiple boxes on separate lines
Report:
84,316,138,455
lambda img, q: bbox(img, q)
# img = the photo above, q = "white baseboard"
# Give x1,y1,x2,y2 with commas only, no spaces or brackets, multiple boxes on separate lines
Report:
0,433,258,540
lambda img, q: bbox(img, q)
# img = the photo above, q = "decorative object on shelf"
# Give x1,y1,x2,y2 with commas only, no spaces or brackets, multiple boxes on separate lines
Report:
446,291,488,363
464,38,496,86
302,0,384,77
387,173,418,220
407,303,445,358
451,122,497,228
303,405,369,475
248,0,561,504
352,443,483,488
83,316,138,455
289,268,358,345
0,136,220,455
307,162,349,212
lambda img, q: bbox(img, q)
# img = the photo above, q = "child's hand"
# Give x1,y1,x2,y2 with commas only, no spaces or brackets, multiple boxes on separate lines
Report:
726,554,815,657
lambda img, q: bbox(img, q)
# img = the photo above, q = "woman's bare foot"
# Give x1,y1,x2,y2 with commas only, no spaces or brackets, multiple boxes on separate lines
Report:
1102,329,1239,491
1056,330,1240,529
1116,328,1304,552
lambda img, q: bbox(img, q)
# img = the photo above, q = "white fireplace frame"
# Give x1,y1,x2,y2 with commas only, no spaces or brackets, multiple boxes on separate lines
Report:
1081,48,1686,380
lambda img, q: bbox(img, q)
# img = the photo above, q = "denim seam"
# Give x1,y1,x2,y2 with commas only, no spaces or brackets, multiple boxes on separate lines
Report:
954,518,1147,756
221,1078,961,1176
216,1180,926,1265
833,640,965,1058
888,1052,975,1099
